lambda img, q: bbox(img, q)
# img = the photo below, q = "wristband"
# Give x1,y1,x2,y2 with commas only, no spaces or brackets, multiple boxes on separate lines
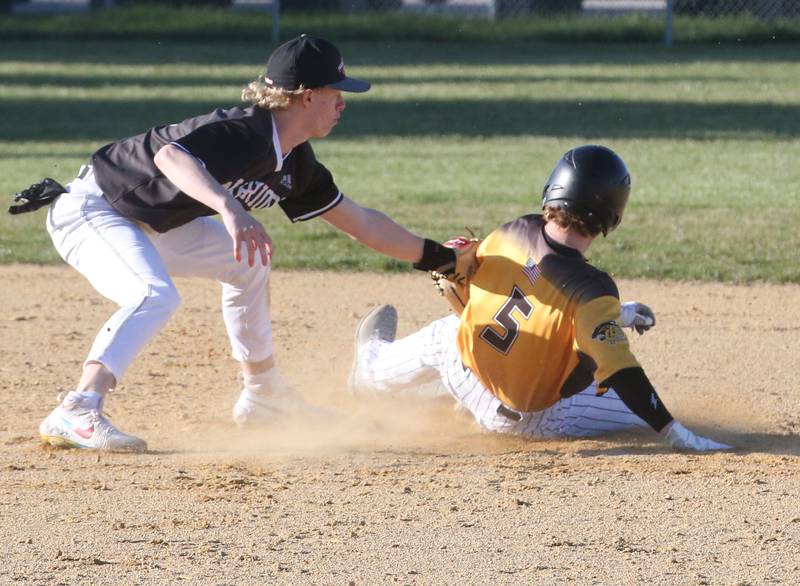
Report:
413,239,456,274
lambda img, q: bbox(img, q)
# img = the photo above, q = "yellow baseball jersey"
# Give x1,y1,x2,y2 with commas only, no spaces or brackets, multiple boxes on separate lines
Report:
456,214,640,413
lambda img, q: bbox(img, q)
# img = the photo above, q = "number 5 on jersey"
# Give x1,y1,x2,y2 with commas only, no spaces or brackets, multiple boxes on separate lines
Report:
479,286,534,354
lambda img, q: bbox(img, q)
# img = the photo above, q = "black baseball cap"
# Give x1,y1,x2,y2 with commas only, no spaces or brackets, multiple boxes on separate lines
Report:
265,34,370,93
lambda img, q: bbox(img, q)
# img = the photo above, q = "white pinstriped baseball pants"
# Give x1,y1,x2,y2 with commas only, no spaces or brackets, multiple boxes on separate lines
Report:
359,315,649,438
45,167,273,382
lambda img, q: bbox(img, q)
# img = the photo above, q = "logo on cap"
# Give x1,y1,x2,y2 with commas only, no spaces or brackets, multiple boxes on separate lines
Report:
264,35,370,93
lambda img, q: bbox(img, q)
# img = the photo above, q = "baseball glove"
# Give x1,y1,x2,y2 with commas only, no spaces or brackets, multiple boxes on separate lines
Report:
431,231,481,316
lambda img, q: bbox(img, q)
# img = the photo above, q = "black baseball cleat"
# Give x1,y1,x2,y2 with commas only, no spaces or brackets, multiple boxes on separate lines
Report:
349,304,398,396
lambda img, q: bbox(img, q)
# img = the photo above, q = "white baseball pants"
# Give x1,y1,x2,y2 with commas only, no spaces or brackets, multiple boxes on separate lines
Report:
359,314,649,438
46,166,272,381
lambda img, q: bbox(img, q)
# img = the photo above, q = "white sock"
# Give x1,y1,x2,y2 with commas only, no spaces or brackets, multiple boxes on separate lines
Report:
243,369,288,396
62,390,103,410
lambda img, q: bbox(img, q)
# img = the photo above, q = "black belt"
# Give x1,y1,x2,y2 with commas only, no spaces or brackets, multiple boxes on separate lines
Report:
460,360,523,422
496,404,522,422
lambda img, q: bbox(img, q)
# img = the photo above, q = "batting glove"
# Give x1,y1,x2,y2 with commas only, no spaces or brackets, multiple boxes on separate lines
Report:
620,301,655,335
8,178,65,215
662,421,732,452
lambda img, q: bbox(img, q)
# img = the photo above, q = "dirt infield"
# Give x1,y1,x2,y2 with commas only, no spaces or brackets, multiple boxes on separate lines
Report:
1,265,798,584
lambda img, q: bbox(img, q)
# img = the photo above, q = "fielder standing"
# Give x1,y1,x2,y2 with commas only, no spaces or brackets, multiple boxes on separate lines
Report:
351,145,731,451
13,35,463,451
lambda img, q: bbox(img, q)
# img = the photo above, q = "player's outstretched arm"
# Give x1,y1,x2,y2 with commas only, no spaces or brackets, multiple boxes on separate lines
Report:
604,367,732,452
321,195,423,261
321,195,463,276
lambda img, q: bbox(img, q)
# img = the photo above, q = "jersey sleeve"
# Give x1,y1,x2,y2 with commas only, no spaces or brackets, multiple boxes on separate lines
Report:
574,295,640,387
172,118,272,181
603,367,673,431
278,147,342,222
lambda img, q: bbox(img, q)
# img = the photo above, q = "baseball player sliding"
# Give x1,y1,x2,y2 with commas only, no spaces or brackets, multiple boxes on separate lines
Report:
351,145,731,451
10,35,465,452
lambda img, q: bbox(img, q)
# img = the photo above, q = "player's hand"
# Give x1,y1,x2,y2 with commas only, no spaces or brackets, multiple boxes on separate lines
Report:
222,206,272,267
441,231,481,286
620,301,655,335
662,421,732,452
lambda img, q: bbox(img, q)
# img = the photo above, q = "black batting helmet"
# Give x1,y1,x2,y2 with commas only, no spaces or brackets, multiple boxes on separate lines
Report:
541,145,631,236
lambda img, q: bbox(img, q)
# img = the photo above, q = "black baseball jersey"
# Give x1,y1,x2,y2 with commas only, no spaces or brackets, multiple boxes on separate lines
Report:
91,106,341,233
457,214,640,413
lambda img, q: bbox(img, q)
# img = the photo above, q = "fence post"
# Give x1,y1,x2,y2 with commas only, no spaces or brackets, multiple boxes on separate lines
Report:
664,0,673,48
272,0,281,45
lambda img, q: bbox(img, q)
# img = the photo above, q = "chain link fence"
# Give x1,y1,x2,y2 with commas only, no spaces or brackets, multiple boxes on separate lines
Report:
6,0,800,45
10,0,800,17
278,0,800,18
672,0,799,18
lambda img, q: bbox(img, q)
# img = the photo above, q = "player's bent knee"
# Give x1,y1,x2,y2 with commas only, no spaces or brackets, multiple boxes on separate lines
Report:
223,261,270,291
148,283,181,319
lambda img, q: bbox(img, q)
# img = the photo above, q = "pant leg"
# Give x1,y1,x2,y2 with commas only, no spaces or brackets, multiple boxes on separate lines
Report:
360,314,648,440
46,172,180,382
364,315,542,431
437,334,645,439
361,315,460,396
535,385,650,438
441,341,538,434
148,216,272,364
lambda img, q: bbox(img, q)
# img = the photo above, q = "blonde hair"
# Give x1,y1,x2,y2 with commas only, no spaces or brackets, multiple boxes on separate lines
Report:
241,76,306,111
543,205,601,238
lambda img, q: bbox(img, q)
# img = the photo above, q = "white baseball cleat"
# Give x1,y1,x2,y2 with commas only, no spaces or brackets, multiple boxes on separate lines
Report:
39,397,147,452
232,386,331,427
349,304,398,396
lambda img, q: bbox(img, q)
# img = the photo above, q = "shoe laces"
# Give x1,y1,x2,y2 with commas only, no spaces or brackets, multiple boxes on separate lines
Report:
57,389,113,419
240,385,306,416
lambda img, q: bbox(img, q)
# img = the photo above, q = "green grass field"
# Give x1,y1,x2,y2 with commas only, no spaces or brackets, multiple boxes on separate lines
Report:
1,35,799,281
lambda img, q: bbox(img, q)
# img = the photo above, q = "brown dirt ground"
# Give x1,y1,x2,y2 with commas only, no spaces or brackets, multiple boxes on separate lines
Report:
1,265,798,585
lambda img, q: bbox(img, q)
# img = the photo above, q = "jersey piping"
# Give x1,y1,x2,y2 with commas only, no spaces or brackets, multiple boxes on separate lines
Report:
290,191,344,221
270,112,284,172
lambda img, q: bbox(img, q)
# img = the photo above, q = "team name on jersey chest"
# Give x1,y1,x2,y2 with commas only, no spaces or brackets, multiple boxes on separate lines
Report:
223,176,291,209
